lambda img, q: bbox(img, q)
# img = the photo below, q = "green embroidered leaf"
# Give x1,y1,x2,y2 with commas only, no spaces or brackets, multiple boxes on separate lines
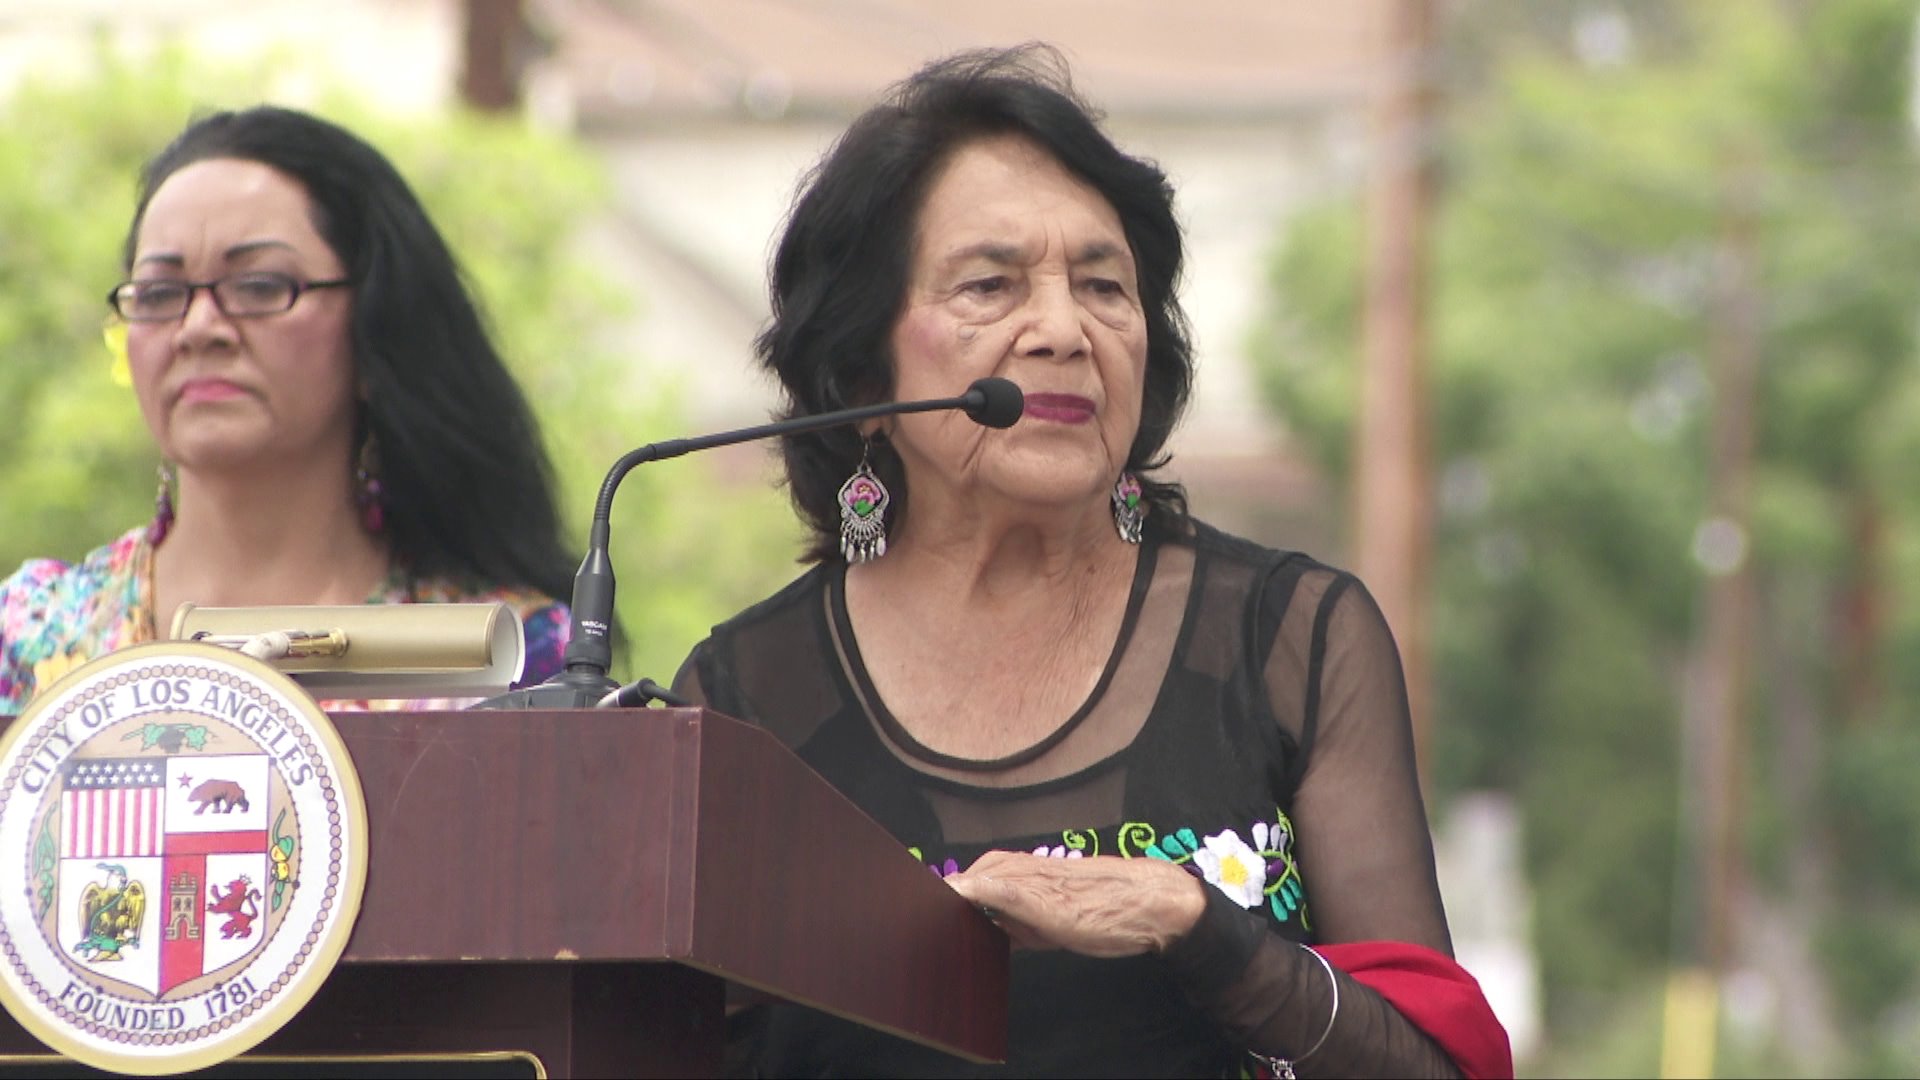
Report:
1175,828,1199,852
1117,822,1157,857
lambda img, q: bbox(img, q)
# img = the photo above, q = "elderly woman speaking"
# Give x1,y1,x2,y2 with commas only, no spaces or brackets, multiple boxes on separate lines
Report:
675,46,1511,1079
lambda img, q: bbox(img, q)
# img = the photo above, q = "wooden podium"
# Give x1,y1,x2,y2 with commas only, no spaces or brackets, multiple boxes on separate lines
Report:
0,708,1009,1077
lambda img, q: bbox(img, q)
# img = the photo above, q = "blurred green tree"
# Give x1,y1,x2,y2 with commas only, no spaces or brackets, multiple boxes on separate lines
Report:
0,43,798,687
1252,0,1920,1071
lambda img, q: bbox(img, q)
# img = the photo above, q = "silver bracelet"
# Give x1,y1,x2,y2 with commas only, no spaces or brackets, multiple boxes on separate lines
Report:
1248,944,1340,1079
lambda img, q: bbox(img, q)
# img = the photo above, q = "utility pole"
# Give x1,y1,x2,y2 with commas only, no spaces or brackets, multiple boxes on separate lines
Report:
460,0,528,113
1663,156,1762,1080
1354,0,1439,765
1835,494,1883,724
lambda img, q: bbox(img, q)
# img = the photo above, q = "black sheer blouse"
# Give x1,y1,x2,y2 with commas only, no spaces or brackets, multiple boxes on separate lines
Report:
675,518,1460,1078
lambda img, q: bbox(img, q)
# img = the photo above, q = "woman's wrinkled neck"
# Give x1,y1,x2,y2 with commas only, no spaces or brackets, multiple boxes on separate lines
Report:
857,489,1134,611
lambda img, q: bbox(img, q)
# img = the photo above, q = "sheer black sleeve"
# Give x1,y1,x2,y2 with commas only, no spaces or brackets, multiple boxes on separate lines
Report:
669,642,712,707
1165,569,1462,1077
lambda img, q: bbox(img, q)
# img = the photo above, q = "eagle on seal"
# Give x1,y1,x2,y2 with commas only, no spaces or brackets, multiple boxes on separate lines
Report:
73,863,146,962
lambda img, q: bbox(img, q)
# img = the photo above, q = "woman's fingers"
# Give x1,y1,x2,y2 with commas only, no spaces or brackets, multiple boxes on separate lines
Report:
946,851,1207,957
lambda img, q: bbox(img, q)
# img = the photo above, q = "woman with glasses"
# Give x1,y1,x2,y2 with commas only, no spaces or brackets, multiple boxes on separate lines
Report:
0,106,574,713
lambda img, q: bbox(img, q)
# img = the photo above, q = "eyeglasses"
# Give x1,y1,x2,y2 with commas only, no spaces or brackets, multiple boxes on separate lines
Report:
106,272,351,322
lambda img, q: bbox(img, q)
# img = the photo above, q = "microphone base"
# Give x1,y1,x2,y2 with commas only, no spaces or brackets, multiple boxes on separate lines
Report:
467,668,618,711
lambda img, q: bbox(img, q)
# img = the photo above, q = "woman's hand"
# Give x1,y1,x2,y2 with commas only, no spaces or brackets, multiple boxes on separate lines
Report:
947,850,1209,957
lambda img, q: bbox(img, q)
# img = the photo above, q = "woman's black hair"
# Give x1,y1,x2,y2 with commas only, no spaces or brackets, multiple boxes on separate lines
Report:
125,105,575,604
759,43,1194,563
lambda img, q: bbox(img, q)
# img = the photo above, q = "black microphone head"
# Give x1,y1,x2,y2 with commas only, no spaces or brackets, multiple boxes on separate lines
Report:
963,377,1024,429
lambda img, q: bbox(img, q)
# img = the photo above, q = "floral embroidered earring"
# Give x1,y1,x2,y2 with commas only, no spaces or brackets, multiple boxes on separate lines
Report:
1111,471,1145,544
354,433,386,533
838,437,891,564
146,462,176,545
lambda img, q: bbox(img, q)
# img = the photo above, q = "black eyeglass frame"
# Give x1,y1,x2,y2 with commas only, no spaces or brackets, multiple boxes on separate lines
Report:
105,272,353,323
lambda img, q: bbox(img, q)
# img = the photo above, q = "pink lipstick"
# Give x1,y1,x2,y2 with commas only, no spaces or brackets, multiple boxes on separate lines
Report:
178,378,249,404
1023,392,1095,424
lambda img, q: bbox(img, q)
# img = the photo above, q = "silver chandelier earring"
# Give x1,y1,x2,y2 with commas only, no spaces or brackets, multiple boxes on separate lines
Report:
1111,472,1145,544
838,438,891,563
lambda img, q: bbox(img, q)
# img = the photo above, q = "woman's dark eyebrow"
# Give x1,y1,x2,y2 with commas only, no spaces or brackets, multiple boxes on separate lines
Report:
222,239,298,260
132,239,297,269
942,239,1131,268
944,240,1025,266
1071,240,1131,267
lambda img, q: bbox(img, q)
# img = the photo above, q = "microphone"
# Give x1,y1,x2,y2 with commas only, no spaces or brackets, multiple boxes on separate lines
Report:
596,678,690,710
471,376,1024,710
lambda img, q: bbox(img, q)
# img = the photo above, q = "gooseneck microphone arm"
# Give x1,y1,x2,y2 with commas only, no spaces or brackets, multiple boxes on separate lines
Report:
469,377,1023,711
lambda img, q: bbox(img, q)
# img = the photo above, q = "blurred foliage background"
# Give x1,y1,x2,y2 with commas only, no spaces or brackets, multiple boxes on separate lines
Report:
0,42,800,689
1256,0,1920,1074
7,3,1920,1076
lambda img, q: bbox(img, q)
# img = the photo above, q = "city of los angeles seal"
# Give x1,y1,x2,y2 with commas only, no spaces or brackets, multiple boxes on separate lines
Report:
0,641,368,1075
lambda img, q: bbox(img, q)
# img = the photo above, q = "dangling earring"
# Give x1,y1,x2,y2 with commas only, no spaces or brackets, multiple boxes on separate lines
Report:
1111,472,1145,544
146,462,176,546
354,433,386,534
838,437,891,564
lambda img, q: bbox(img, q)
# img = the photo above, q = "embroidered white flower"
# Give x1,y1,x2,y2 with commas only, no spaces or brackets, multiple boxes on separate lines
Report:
1193,829,1267,908
1031,844,1085,859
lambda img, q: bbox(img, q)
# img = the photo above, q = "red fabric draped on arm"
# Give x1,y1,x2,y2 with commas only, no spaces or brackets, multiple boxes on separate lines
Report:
1315,941,1514,1080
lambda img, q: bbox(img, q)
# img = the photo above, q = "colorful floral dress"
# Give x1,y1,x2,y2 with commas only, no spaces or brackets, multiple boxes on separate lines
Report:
1,526,569,715
676,518,1447,1077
